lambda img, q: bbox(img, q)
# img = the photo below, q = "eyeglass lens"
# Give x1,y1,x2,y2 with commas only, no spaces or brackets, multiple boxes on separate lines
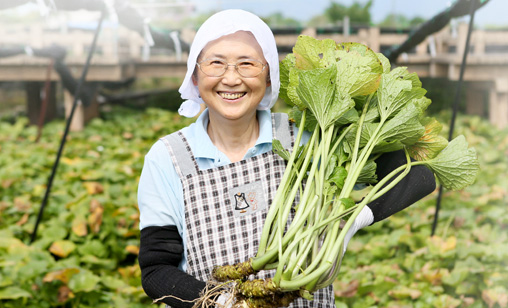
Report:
198,59,265,77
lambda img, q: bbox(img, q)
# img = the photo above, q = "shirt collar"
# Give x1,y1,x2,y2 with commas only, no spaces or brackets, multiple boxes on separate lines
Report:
192,109,273,160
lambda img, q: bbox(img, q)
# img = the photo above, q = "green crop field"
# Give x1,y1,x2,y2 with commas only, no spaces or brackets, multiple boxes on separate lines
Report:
0,107,506,308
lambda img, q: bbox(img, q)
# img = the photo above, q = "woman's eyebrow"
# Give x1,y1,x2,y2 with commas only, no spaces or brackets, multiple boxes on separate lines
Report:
206,53,259,60
206,53,226,59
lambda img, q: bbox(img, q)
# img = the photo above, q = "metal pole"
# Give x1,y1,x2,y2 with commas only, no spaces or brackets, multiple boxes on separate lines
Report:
36,59,54,143
431,0,477,236
30,10,106,244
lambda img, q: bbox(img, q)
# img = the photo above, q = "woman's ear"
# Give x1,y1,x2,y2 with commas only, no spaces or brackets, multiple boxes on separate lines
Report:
192,74,198,86
266,74,271,87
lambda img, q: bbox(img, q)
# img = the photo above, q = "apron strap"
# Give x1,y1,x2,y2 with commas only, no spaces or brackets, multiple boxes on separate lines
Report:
160,131,199,178
272,112,293,150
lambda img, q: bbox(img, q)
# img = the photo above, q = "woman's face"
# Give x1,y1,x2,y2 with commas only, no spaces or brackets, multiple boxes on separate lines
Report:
192,31,270,123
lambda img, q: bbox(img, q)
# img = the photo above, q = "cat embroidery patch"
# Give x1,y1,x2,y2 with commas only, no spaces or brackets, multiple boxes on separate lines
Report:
230,181,266,217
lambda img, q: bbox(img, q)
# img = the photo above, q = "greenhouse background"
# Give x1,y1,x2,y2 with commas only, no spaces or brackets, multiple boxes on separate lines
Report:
0,0,507,307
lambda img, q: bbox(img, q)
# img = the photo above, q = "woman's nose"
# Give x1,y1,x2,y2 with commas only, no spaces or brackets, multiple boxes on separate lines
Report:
221,65,241,84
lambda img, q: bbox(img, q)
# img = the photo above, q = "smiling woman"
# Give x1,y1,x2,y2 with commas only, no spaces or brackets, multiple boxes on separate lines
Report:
136,8,441,308
137,9,321,308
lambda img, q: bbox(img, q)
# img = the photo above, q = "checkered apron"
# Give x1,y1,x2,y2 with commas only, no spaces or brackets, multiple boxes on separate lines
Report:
161,113,334,308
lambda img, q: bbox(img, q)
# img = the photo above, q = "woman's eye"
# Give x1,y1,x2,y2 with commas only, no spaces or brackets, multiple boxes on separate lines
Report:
239,61,254,67
209,60,224,65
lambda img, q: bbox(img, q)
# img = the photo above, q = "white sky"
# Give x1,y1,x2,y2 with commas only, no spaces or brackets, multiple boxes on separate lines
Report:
2,0,506,28
192,0,508,27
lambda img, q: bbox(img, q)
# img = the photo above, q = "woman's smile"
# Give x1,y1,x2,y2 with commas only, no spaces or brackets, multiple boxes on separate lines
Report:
217,91,247,101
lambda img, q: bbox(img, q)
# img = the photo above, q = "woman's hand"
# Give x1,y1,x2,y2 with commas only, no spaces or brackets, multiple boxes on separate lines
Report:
342,205,374,256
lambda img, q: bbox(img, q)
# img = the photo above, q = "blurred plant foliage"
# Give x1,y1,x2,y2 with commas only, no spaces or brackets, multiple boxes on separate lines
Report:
0,107,193,307
0,107,506,307
335,112,508,308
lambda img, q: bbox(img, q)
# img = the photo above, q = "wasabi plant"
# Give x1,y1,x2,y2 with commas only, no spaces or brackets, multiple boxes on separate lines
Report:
205,35,479,308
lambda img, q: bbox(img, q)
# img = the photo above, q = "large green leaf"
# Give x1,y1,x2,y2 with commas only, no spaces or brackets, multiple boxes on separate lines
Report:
336,42,383,97
279,54,296,106
296,65,355,129
376,52,391,74
407,117,449,161
68,269,101,293
422,135,480,190
293,35,337,69
287,67,305,110
335,108,359,127
357,159,378,184
327,165,348,190
0,286,32,300
377,70,426,121
379,103,425,145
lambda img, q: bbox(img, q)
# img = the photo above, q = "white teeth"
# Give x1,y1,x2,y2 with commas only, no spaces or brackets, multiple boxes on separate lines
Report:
219,92,245,99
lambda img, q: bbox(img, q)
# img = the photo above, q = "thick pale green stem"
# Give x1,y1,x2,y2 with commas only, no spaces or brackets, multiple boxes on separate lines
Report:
273,200,357,285
252,185,317,270
257,110,307,254
350,93,374,171
281,143,413,292
275,127,320,261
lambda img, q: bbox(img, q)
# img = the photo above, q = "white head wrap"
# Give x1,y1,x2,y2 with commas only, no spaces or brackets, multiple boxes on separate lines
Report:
178,9,280,117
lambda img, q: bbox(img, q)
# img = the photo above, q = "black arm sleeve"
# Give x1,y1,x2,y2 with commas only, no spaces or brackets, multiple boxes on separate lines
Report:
367,150,436,223
139,225,206,308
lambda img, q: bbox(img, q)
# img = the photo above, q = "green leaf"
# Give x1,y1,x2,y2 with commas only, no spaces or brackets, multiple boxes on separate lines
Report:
372,139,404,154
334,139,350,166
413,96,432,115
390,66,423,89
335,106,359,126
287,67,305,110
432,294,461,308
442,267,470,287
0,286,32,299
101,275,128,290
279,53,296,106
358,122,378,147
288,106,318,132
43,223,69,242
379,103,425,145
77,239,107,258
336,42,383,97
363,94,381,123
325,154,338,179
293,35,337,69
0,274,13,287
328,165,348,189
328,91,356,129
388,285,422,300
407,117,448,161
49,240,76,258
357,159,377,184
342,122,368,153
377,70,426,121
79,255,117,270
68,269,101,293
422,135,480,190
296,65,345,128
323,181,337,198
376,52,391,73
272,139,291,161
339,197,355,210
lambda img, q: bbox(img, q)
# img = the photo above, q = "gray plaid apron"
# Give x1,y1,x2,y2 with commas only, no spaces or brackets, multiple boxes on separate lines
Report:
161,113,334,308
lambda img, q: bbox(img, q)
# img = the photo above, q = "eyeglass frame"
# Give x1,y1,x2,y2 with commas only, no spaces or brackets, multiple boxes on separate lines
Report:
196,58,268,78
